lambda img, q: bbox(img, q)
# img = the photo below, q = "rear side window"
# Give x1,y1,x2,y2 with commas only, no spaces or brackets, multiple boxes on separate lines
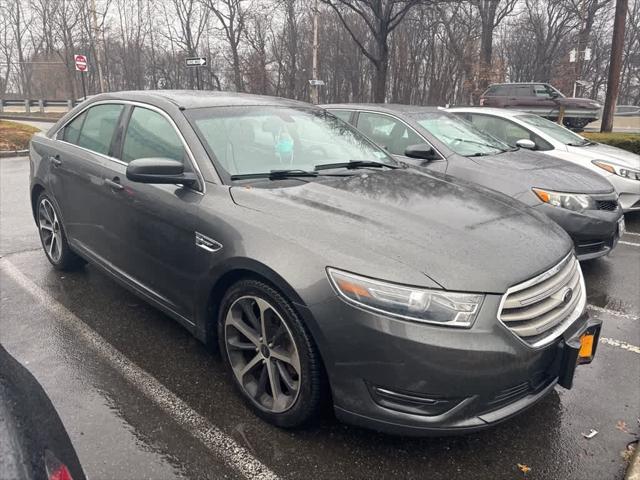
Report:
329,110,354,124
484,85,507,96
62,111,87,144
121,107,186,163
76,104,124,155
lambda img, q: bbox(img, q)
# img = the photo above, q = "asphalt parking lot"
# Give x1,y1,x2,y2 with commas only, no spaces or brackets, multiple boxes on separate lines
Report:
1,153,639,480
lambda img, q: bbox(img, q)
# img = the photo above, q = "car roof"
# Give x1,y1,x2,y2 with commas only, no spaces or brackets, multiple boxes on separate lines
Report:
446,106,530,118
322,103,442,115
88,90,311,110
487,82,548,86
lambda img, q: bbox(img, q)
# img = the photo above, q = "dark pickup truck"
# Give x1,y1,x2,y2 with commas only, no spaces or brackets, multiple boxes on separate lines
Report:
479,83,601,131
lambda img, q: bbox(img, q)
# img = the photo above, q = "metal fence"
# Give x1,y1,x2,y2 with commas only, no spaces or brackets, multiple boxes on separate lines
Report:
0,99,78,114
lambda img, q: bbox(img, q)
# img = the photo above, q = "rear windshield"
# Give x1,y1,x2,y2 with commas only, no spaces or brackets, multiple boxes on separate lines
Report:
484,85,507,96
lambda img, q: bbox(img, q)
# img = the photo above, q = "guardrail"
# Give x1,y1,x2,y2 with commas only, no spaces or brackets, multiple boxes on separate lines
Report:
0,99,79,113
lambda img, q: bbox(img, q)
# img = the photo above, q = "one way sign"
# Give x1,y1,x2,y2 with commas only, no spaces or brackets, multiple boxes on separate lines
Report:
185,57,207,67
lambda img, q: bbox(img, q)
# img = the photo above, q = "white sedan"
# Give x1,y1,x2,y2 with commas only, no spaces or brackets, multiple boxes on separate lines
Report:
448,107,640,212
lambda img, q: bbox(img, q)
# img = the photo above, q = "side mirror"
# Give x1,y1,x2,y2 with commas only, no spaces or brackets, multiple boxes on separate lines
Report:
516,139,536,150
550,92,560,99
126,158,197,186
404,144,438,162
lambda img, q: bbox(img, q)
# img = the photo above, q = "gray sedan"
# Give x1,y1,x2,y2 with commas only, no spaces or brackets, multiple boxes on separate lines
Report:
29,91,600,435
324,104,624,261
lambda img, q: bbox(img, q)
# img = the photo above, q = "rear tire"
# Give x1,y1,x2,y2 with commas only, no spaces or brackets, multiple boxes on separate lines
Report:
36,192,86,271
218,279,325,428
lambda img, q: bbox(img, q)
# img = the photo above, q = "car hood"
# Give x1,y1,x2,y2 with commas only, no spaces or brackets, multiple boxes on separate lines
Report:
229,168,571,294
448,149,614,198
566,142,640,169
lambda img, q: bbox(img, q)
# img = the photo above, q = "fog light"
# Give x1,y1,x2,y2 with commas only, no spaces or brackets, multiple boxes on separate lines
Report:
369,384,462,416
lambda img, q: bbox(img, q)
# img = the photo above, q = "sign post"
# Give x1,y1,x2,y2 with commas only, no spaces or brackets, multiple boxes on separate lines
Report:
185,57,207,90
74,54,88,100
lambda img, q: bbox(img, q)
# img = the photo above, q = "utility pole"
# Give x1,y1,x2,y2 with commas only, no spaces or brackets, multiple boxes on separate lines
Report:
311,0,319,104
91,0,106,92
601,0,627,132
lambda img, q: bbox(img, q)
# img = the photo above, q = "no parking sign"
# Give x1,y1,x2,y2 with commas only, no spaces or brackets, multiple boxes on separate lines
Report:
74,54,88,72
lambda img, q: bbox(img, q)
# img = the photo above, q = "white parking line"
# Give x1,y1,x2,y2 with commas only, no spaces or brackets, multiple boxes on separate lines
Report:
600,337,640,354
587,304,640,321
623,231,640,237
0,258,279,480
619,240,640,247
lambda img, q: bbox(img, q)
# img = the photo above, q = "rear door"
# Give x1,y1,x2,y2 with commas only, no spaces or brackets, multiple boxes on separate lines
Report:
99,104,204,319
51,103,124,256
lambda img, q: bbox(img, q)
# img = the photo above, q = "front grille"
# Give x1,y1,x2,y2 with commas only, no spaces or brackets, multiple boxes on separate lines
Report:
498,254,586,348
597,200,618,211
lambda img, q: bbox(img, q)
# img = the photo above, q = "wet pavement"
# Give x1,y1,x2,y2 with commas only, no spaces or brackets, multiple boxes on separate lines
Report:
1,154,639,479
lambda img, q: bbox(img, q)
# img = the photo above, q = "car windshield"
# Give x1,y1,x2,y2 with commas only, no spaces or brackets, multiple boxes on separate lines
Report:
186,106,396,178
516,114,589,146
410,111,509,156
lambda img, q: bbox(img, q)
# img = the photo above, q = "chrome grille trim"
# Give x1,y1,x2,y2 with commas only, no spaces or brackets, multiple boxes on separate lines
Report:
498,253,586,349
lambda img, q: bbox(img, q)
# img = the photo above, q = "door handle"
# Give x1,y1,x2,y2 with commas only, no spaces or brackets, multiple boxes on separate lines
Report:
49,155,62,167
105,177,124,191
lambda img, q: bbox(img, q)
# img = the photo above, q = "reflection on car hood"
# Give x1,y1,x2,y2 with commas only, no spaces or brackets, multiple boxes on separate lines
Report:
567,143,640,169
230,168,571,293
452,149,614,195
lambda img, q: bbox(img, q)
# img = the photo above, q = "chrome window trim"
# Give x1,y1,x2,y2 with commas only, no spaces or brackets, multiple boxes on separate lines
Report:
496,252,587,349
350,109,446,160
52,99,207,194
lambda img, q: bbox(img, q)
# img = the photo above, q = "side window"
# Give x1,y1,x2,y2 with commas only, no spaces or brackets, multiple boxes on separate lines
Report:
469,114,530,145
61,111,87,144
76,104,124,155
533,84,552,98
356,112,422,156
514,85,533,97
468,114,553,151
121,107,186,163
329,110,354,124
485,85,505,96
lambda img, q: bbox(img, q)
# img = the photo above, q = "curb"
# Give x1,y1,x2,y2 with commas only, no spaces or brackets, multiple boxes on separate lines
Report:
0,114,58,123
0,150,28,158
627,442,640,480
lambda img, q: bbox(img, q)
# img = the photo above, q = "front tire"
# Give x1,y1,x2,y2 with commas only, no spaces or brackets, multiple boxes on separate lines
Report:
218,279,325,428
36,192,85,271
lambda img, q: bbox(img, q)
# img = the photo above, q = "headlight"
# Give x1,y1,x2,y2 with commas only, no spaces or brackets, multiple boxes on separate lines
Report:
326,268,484,328
532,188,596,212
592,160,640,181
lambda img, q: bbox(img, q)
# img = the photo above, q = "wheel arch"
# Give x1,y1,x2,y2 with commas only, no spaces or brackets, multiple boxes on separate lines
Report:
30,183,46,221
201,258,316,349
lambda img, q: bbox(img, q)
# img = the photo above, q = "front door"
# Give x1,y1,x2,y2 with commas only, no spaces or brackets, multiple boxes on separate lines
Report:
100,105,204,319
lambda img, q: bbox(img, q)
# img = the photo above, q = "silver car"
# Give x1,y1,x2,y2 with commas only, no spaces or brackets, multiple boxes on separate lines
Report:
448,107,640,212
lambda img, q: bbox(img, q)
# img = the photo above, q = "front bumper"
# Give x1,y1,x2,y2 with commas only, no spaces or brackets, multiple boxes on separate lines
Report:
534,203,623,260
305,294,600,436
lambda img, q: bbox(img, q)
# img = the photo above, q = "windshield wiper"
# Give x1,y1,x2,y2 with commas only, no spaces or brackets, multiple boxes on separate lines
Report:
567,140,595,147
230,169,319,181
314,160,398,171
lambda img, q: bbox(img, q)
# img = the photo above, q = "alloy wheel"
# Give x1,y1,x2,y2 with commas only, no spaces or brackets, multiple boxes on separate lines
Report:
38,198,62,263
224,295,302,413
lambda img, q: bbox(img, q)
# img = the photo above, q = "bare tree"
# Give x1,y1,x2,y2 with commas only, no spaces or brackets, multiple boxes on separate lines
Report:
203,0,249,91
472,0,517,93
319,0,423,102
